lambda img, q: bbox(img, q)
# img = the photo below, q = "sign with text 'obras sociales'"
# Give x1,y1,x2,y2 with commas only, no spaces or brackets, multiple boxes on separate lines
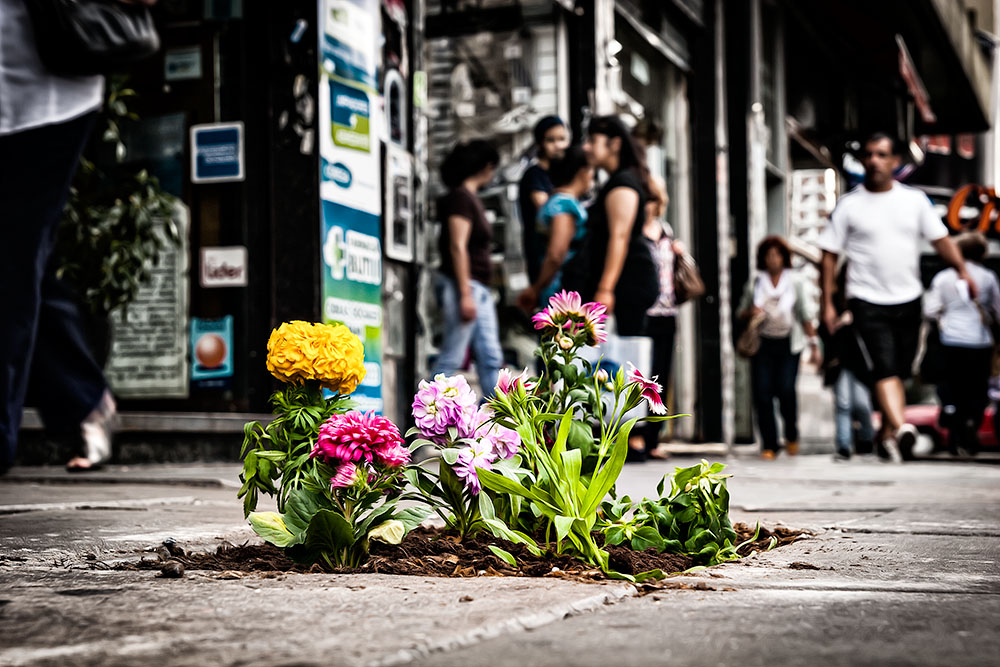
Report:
318,0,383,413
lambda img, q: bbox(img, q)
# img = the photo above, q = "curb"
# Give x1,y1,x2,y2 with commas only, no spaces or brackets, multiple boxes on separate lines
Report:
366,582,638,667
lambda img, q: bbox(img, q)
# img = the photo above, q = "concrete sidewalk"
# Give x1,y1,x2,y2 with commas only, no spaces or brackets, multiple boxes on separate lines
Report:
1,455,998,666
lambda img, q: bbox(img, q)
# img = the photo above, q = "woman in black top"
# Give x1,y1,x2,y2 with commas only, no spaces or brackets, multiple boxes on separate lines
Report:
431,140,505,398
518,116,569,284
578,116,659,336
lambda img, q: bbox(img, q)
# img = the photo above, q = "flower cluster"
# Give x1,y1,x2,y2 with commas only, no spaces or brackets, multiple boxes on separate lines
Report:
450,407,521,495
265,320,366,395
627,363,667,415
411,374,479,442
311,411,409,488
531,290,608,348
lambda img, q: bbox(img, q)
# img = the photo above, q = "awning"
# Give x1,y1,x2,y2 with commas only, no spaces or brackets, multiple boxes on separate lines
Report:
783,0,991,134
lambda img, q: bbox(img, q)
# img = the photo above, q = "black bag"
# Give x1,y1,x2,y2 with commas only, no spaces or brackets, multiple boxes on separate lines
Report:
25,0,160,77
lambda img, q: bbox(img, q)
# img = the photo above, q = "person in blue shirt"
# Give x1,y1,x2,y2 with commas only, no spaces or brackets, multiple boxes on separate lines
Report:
517,145,593,311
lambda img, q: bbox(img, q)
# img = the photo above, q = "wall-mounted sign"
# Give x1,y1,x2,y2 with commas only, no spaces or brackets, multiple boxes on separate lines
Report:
319,0,384,413
190,122,244,183
200,245,248,287
165,46,202,81
190,316,234,385
105,205,190,398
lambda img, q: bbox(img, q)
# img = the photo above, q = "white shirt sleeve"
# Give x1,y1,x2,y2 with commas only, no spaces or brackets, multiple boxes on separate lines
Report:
988,272,1000,324
816,204,847,254
922,272,945,320
917,194,948,241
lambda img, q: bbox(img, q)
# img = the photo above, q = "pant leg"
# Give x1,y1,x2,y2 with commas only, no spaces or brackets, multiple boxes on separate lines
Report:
833,371,853,454
848,369,876,445
430,274,476,380
467,280,504,399
644,316,676,453
0,113,99,469
950,347,993,449
776,340,801,444
751,339,780,452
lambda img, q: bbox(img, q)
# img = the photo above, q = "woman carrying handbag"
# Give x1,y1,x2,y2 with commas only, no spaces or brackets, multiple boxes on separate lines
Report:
737,236,818,460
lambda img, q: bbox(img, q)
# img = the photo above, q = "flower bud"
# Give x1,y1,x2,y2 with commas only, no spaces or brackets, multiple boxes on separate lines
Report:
594,369,609,383
557,335,574,350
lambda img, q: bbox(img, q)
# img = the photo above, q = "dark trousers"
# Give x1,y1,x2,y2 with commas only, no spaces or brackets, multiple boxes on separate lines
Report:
0,113,107,470
936,345,992,451
751,336,801,452
642,315,676,454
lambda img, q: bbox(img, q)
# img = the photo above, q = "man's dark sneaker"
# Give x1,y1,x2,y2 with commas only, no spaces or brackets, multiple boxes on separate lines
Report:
894,424,917,461
855,439,874,456
833,451,851,463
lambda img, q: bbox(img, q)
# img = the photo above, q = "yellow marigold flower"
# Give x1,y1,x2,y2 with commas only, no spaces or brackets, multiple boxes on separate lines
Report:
265,321,366,394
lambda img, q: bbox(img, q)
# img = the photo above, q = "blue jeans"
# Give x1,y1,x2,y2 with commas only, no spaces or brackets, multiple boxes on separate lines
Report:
834,368,875,455
432,275,504,399
750,336,800,452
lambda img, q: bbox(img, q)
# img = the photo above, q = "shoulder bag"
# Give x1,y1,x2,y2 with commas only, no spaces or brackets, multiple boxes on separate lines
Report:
25,0,160,77
673,248,705,305
736,311,766,359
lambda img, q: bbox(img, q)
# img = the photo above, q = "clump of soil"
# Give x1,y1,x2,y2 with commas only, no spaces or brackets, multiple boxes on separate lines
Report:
116,522,808,582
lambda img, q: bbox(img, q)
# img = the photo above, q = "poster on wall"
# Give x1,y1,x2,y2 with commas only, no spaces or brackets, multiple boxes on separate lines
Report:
319,0,384,412
190,315,234,389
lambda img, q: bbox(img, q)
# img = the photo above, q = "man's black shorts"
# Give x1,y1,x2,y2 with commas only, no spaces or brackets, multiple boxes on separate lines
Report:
848,298,922,383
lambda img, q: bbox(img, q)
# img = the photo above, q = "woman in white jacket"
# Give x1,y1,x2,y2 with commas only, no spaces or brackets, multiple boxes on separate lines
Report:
923,233,1000,455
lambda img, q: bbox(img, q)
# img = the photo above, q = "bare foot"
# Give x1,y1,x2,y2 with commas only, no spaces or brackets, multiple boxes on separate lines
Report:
66,456,98,471
628,436,645,452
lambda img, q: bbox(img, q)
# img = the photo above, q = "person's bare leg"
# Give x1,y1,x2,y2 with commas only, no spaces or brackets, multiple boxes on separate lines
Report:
875,377,906,433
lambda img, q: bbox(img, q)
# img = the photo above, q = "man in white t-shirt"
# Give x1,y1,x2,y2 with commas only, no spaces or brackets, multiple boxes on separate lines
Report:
818,133,977,463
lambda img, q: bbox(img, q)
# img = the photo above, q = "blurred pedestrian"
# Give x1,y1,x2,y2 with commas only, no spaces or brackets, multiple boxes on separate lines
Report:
432,140,504,398
517,144,593,311
821,264,875,461
518,116,569,285
922,232,1000,455
738,236,818,460
632,176,681,461
819,132,978,463
574,115,658,336
0,0,159,472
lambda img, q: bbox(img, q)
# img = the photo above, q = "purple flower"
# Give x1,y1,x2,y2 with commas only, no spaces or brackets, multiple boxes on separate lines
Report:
452,440,496,495
411,373,479,442
484,423,521,459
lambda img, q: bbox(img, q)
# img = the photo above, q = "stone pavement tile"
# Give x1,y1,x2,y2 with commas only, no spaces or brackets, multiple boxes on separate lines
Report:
407,588,1000,667
2,464,243,488
0,568,634,667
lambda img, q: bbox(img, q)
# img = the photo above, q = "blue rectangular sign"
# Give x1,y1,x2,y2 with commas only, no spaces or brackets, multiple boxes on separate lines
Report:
190,122,244,183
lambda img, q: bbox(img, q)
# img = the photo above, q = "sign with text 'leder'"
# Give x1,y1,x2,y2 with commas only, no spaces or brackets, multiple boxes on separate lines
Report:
200,246,248,288
190,122,244,183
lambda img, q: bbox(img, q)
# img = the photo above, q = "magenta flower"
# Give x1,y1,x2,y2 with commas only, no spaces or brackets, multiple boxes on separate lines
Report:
627,363,666,415
375,442,410,468
452,440,496,495
330,462,363,488
313,411,405,464
531,290,608,347
412,374,478,442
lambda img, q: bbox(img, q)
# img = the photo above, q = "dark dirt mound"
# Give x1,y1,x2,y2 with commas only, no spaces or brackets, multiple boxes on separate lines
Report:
116,522,809,581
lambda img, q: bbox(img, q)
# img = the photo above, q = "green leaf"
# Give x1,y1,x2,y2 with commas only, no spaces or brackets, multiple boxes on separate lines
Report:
604,525,627,546
248,511,296,547
554,515,576,542
395,506,432,532
488,545,517,566
289,509,356,565
440,448,461,465
581,417,635,517
630,526,666,552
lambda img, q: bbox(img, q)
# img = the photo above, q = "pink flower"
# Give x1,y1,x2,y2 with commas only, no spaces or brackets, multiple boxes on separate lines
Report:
411,374,479,442
495,368,534,396
375,442,410,468
627,363,666,415
330,462,363,488
313,411,405,464
452,440,496,495
531,290,608,347
484,423,521,459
